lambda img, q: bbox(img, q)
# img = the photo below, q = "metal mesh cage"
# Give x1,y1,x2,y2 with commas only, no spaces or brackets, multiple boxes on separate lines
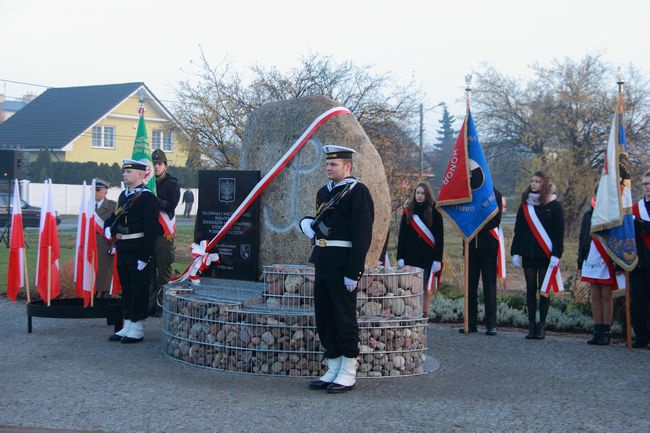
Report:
162,265,430,378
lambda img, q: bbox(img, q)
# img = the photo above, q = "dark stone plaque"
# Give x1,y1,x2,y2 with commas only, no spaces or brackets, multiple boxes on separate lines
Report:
194,170,260,281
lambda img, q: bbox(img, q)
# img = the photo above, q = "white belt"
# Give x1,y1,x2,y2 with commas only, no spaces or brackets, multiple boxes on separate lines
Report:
316,239,352,248
116,232,144,240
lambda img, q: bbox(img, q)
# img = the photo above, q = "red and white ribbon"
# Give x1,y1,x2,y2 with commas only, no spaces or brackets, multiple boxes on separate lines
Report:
187,240,220,285
170,106,352,284
632,199,650,250
522,204,563,295
405,209,442,293
489,226,506,280
159,211,176,236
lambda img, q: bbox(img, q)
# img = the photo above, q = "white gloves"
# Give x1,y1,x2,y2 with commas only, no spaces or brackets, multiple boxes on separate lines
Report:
344,277,357,292
397,259,405,267
512,255,522,268
109,246,116,255
104,227,112,240
137,260,148,271
431,261,442,274
299,217,315,239
549,256,560,267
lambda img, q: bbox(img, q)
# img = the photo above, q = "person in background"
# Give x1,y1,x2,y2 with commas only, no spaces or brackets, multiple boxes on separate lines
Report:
93,178,116,297
182,188,194,218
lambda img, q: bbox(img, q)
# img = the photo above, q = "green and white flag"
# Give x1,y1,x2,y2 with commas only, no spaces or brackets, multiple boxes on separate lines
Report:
131,113,156,194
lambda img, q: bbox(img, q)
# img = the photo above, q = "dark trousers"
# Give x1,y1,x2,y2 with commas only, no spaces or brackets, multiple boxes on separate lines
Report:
183,202,193,217
117,254,151,322
630,266,650,341
314,265,359,359
524,263,550,323
149,235,175,311
468,254,498,329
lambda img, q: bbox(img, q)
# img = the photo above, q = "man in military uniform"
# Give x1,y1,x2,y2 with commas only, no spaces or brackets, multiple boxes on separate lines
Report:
300,145,374,394
94,178,117,297
104,160,159,343
631,169,650,348
150,149,180,316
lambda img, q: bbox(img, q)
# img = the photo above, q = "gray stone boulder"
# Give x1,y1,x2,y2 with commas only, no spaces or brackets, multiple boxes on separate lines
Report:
239,95,390,270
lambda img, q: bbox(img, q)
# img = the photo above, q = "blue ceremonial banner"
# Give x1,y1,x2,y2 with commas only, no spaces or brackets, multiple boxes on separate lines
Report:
591,97,638,272
437,110,498,240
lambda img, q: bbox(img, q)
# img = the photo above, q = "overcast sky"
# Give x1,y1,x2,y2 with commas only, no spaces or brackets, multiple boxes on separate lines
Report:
2,0,648,140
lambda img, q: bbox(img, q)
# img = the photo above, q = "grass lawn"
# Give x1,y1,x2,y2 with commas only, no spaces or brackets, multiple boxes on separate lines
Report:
0,221,580,301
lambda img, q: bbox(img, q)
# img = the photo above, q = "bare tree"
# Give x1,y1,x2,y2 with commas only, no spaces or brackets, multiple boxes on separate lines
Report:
174,51,422,169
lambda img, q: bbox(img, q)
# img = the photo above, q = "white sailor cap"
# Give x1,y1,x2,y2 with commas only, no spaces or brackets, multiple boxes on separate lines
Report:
122,159,148,171
323,145,356,160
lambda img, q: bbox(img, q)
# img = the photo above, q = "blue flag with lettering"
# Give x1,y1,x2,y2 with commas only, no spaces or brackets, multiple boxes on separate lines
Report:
437,110,498,240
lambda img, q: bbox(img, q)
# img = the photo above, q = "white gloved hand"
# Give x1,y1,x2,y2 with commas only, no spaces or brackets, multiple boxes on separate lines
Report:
137,260,148,271
431,261,442,274
344,277,358,292
397,259,405,267
109,246,116,255
549,256,560,267
512,255,522,268
104,227,112,240
299,217,315,239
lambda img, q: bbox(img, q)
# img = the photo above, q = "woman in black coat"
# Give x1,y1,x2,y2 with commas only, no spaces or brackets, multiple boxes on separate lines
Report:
511,171,564,339
397,182,444,318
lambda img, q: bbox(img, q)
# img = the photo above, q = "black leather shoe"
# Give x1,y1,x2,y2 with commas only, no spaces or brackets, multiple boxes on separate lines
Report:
485,328,497,336
525,321,536,339
534,322,546,340
326,383,355,394
458,328,477,334
108,334,123,342
632,338,648,348
308,380,332,390
121,336,144,344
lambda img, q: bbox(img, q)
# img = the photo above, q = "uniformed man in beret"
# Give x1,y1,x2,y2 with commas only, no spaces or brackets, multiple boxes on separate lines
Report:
150,149,180,316
300,145,374,394
104,160,159,343
93,178,116,297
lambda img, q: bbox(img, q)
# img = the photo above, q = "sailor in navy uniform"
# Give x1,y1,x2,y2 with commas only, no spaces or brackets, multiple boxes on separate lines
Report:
104,159,159,343
300,145,374,394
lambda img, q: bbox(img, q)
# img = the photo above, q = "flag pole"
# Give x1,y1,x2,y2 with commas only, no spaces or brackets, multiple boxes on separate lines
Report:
90,250,95,308
617,72,633,348
47,245,52,307
462,74,472,334
23,249,31,303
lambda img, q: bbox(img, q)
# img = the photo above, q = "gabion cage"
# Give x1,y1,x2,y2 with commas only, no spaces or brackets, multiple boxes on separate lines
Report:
162,265,430,378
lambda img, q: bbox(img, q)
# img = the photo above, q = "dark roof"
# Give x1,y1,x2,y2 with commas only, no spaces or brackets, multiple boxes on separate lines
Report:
0,82,145,150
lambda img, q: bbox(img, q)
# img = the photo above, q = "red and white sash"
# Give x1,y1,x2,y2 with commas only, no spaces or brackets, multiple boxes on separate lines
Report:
159,211,177,236
94,212,106,238
522,204,563,295
580,238,623,289
405,209,442,293
632,199,650,250
489,226,506,280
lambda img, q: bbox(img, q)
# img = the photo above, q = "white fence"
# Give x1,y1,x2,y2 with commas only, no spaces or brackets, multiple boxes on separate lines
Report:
20,181,198,216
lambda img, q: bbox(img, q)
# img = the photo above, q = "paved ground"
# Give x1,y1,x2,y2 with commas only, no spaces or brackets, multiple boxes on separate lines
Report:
1,298,649,433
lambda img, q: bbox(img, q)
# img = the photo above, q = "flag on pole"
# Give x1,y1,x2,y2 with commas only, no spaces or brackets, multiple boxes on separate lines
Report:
131,112,156,194
590,93,637,272
82,180,98,307
36,180,61,302
74,181,88,298
7,180,26,301
437,110,498,240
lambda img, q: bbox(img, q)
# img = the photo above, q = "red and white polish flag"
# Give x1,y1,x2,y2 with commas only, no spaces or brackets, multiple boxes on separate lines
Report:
36,180,61,303
74,181,88,298
7,180,26,301
82,180,98,307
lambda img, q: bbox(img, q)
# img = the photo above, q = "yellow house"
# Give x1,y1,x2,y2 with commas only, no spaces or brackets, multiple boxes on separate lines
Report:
0,82,189,167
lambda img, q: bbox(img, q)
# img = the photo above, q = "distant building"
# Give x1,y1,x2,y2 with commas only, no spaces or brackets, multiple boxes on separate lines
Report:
0,82,188,166
0,94,30,123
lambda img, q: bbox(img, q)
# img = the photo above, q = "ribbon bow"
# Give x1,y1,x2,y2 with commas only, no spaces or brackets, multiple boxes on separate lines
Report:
186,240,220,285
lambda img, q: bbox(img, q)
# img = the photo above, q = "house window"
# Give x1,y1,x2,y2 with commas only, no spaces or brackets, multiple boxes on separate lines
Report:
91,125,115,148
152,129,173,152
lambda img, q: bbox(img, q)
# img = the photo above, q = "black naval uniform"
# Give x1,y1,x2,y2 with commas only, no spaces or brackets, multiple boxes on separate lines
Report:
465,189,502,331
309,177,374,359
105,185,159,323
631,198,650,346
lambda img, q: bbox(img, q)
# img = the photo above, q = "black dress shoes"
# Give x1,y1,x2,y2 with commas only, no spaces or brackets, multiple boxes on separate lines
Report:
485,328,497,336
108,334,123,342
632,338,648,348
326,383,355,394
308,380,332,390
121,336,144,344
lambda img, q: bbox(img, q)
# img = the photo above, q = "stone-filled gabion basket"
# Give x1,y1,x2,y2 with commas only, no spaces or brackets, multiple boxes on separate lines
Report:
162,265,429,378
